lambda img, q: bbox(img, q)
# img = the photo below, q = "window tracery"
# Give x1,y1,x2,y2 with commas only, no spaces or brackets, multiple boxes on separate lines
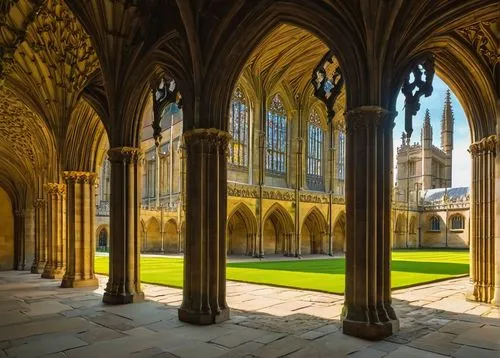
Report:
266,94,287,174
307,110,324,190
229,88,249,167
450,215,465,230
429,216,441,231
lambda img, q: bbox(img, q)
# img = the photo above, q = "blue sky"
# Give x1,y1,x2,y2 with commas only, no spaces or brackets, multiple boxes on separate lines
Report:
393,75,471,187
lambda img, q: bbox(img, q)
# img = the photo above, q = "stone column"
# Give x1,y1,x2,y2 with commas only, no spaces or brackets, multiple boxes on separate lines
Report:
103,147,144,304
61,171,99,288
31,199,47,273
179,128,231,325
342,107,399,340
31,199,46,273
14,209,26,270
42,183,67,279
468,136,496,303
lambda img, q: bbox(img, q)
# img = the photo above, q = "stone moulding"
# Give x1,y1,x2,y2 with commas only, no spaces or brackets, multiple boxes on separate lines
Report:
63,171,97,184
107,147,143,163
44,183,66,195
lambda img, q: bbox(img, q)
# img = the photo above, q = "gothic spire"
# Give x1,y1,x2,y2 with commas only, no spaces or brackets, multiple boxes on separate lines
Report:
441,89,454,153
421,109,433,147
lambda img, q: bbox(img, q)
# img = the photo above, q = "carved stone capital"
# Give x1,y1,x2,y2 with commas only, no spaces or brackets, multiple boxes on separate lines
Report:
345,106,397,133
63,171,97,184
107,147,143,164
44,183,66,196
469,135,496,157
183,128,232,148
33,198,45,208
14,209,25,217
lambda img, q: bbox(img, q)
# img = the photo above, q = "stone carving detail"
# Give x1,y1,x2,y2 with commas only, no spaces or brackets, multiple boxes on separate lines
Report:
469,135,497,157
183,128,232,157
227,183,258,198
108,147,144,163
262,188,294,201
345,106,396,133
300,192,329,204
401,56,435,138
63,171,97,184
458,22,499,71
14,209,25,217
44,183,66,195
0,87,41,167
33,198,45,208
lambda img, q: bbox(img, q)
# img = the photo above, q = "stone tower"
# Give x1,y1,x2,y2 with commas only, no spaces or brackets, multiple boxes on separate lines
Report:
421,109,433,189
441,89,454,187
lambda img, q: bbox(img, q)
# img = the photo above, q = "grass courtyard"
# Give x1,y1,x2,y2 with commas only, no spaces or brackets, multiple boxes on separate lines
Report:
94,250,469,294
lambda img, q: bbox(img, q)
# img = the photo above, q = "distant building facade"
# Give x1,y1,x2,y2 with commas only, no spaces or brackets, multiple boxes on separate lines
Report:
393,90,469,249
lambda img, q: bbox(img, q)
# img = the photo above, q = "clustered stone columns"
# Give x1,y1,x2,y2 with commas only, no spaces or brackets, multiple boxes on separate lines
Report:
31,199,47,273
14,209,26,270
103,147,144,304
342,107,399,340
42,183,67,279
468,135,496,303
178,128,231,325
61,171,98,288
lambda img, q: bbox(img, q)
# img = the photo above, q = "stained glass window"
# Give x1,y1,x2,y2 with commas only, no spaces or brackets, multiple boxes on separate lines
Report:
266,94,287,174
307,110,324,190
229,88,249,167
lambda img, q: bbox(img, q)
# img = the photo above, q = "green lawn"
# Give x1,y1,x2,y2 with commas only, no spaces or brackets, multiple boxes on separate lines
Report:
94,250,469,294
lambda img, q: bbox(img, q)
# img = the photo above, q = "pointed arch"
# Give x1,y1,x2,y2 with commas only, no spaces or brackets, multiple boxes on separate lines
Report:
164,218,178,252
332,211,346,254
262,203,294,255
301,206,328,255
227,203,258,255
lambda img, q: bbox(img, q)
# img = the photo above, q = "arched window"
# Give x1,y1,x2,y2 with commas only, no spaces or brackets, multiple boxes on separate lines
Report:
450,215,465,230
266,94,287,174
337,131,345,180
429,216,441,231
229,88,249,167
307,110,324,190
98,229,108,250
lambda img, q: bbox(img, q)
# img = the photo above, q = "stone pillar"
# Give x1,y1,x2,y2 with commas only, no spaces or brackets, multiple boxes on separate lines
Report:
31,199,47,273
103,147,144,304
179,128,231,325
61,171,99,288
14,209,26,270
342,107,399,340
42,183,67,279
31,199,46,273
468,136,496,303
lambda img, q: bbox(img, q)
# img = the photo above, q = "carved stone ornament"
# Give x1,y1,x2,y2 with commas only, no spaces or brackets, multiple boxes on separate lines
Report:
151,76,183,146
311,50,344,123
457,22,499,71
262,188,294,201
345,106,396,134
227,183,259,198
401,55,435,139
469,135,497,157
44,183,66,195
300,192,329,204
33,198,45,208
107,147,144,163
183,128,232,150
14,209,25,217
63,171,97,184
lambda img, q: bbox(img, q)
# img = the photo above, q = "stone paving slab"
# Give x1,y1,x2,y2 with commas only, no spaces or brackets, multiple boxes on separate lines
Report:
1,272,500,357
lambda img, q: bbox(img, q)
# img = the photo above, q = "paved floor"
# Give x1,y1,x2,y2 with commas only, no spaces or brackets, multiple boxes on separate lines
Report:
1,272,500,357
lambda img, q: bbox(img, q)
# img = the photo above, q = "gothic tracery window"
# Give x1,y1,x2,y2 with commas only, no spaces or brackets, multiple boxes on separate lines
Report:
229,87,249,167
266,94,287,174
450,215,465,230
429,215,441,231
307,110,324,190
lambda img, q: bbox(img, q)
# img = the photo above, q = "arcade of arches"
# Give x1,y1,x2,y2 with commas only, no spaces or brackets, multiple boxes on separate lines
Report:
0,0,498,341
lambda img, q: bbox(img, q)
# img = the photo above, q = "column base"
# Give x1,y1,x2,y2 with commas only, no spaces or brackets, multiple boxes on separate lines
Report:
466,283,493,303
343,318,399,340
31,261,46,274
103,291,144,304
16,264,26,271
41,266,65,279
60,277,99,289
178,306,230,325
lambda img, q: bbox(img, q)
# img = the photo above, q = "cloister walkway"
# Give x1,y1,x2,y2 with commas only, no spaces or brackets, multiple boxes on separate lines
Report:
0,272,499,357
